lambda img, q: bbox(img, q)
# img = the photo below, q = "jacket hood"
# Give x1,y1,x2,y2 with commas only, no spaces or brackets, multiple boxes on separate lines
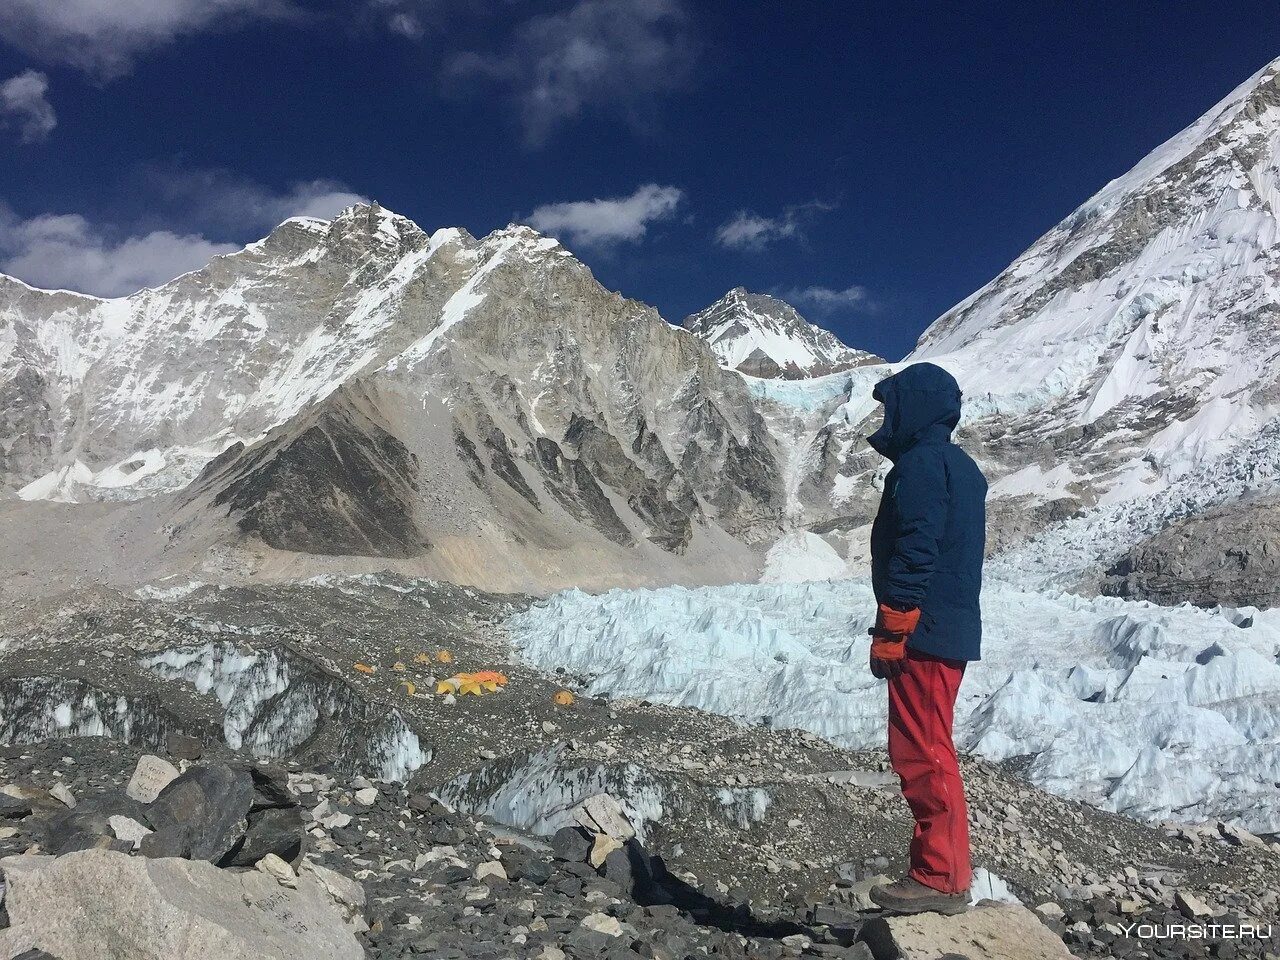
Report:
867,362,962,460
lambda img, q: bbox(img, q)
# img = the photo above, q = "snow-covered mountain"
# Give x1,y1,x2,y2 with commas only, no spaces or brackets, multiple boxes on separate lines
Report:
768,56,1280,598
3,207,451,501
1,204,785,590
5,58,1280,603
681,288,880,379
925,56,1280,521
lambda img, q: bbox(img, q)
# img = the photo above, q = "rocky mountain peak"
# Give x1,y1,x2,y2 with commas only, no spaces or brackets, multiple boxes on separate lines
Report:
681,288,880,380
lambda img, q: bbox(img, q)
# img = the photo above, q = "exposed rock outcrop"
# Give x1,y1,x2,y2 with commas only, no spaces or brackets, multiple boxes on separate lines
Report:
0,849,364,960
859,901,1074,959
1102,494,1280,608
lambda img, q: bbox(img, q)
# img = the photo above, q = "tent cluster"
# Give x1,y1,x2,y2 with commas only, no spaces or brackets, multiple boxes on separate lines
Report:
436,671,509,697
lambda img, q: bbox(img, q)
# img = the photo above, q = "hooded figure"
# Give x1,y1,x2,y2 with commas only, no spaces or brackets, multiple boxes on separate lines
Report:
867,360,986,662
864,362,987,916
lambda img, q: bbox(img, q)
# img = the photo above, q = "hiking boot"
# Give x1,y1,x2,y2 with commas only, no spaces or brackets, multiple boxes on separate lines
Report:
869,876,969,915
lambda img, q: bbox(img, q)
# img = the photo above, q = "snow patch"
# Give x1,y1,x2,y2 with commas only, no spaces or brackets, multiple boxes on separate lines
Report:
762,532,848,583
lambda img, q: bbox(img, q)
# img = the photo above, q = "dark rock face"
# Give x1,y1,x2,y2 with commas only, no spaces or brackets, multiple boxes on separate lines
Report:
531,435,635,547
209,390,428,558
1102,495,1280,608
0,366,53,495
564,415,697,553
146,765,256,863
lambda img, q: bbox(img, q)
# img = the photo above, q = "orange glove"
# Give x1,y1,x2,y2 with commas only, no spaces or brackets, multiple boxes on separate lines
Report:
868,603,920,678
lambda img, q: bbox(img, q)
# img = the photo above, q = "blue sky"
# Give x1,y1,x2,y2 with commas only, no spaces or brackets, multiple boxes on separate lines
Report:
1,1,1278,360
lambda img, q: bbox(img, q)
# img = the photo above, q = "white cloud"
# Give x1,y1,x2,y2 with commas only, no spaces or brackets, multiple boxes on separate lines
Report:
525,184,683,250
366,0,430,39
149,168,367,233
781,284,875,312
0,0,292,79
0,207,238,297
387,12,424,38
446,0,695,146
715,200,836,251
716,212,787,250
0,70,55,143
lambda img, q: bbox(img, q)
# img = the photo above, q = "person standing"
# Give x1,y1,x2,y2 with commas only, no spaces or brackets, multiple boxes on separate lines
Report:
863,362,987,915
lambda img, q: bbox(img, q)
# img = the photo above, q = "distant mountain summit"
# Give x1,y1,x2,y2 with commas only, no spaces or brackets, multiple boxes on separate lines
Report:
681,288,881,379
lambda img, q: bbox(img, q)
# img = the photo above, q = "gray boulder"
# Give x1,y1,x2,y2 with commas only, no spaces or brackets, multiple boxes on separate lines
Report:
858,901,1073,960
1103,495,1280,608
550,825,592,863
142,764,306,867
0,849,364,960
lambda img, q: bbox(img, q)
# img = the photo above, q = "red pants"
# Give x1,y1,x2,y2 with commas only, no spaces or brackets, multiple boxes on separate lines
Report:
887,647,971,893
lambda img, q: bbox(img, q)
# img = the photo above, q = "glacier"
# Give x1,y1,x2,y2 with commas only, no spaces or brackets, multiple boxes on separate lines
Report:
436,743,776,844
139,641,429,782
506,575,1280,835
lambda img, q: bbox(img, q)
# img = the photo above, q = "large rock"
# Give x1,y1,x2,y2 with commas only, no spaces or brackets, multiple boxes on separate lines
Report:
222,805,306,867
125,755,180,804
144,764,254,863
0,849,363,960
299,860,369,933
572,793,635,841
1102,494,1280,609
550,825,593,863
858,902,1072,960
39,792,150,856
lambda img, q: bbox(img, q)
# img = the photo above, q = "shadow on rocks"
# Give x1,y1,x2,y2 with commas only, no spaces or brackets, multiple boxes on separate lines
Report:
552,824,813,942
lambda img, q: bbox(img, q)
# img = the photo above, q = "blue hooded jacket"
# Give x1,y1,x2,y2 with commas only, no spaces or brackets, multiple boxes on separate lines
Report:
868,362,987,662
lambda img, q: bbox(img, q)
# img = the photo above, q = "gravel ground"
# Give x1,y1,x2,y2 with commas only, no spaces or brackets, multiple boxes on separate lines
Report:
0,577,1276,959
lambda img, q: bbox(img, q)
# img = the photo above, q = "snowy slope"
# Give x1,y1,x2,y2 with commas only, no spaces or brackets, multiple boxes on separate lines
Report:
682,288,880,379
912,56,1280,500
991,417,1280,592
1,206,473,500
507,578,1280,834
1,203,793,591
760,57,1280,586
1,206,781,535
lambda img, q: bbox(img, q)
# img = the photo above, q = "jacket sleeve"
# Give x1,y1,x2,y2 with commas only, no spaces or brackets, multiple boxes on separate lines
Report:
884,452,949,609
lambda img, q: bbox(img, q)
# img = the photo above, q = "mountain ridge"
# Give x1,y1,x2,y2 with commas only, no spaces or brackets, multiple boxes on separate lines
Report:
5,56,1280,603
763,54,1280,586
1,202,790,592
682,287,881,379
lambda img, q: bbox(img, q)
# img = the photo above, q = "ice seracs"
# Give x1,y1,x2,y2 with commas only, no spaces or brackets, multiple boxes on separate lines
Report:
506,575,1280,835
